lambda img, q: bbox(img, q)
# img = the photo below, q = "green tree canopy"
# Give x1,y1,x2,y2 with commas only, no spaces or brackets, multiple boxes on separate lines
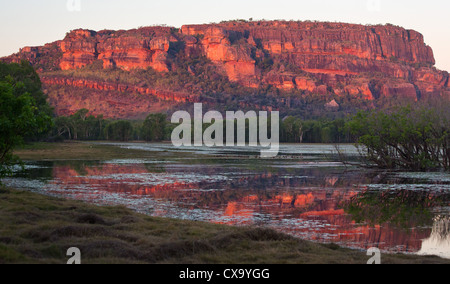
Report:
0,61,53,140
346,105,450,171
142,113,168,142
0,62,53,179
105,120,133,141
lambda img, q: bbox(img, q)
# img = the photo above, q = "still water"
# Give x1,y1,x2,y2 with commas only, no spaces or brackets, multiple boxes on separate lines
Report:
4,143,450,259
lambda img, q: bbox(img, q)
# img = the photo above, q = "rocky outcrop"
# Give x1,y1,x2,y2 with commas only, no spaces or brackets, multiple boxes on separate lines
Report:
1,42,62,72
40,76,193,102
380,82,419,100
181,26,257,85
59,29,98,70
98,35,170,72
41,75,195,118
179,21,448,100
57,28,173,72
2,20,449,117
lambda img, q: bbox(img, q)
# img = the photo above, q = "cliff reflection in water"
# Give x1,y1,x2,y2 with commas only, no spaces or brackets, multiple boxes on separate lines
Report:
13,160,446,257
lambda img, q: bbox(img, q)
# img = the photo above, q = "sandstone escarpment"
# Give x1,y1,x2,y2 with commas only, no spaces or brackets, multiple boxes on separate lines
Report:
40,75,195,118
2,20,449,118
40,76,193,102
59,29,98,70
57,28,173,72
181,25,257,85
179,21,447,100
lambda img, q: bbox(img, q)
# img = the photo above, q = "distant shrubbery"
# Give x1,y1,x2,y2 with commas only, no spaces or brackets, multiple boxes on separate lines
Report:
104,121,134,141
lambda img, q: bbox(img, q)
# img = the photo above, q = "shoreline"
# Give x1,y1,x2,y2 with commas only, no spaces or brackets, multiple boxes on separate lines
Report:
3,141,448,264
1,187,449,264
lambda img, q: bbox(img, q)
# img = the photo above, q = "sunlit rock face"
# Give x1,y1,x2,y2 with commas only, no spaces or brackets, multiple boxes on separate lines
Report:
181,25,257,85
2,21,449,118
98,35,170,72
59,29,98,70
58,28,171,72
180,21,448,99
41,76,193,119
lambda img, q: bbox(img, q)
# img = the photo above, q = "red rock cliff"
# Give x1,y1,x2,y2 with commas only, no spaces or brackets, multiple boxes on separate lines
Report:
40,75,195,119
180,21,448,99
2,21,449,117
58,28,172,72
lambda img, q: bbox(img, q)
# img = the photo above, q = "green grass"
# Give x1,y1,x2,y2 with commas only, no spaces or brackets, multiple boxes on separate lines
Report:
15,141,153,161
0,188,449,264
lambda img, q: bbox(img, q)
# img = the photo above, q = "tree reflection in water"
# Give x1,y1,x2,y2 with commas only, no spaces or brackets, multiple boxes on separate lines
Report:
342,189,449,229
341,189,450,257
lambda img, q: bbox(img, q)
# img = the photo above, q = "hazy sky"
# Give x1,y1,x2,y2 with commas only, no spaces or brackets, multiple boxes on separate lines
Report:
1,0,449,71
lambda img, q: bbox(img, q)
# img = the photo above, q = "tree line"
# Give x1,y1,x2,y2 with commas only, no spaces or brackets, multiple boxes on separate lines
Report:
52,110,172,142
1,61,449,179
50,110,354,144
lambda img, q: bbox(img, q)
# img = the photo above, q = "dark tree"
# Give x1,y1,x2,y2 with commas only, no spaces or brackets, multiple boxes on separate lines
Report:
0,62,53,179
347,105,450,171
142,113,167,142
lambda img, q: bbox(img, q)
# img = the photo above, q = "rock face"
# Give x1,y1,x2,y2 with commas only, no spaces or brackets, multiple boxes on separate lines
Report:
57,28,172,72
2,21,449,118
40,76,193,102
178,21,449,99
40,75,194,119
59,30,98,70
181,25,257,85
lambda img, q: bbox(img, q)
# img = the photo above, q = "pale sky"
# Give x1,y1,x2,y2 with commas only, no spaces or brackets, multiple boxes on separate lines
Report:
1,0,449,71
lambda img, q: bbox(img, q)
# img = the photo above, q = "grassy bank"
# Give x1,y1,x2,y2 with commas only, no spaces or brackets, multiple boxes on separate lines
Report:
1,187,449,264
4,141,449,264
15,141,151,161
